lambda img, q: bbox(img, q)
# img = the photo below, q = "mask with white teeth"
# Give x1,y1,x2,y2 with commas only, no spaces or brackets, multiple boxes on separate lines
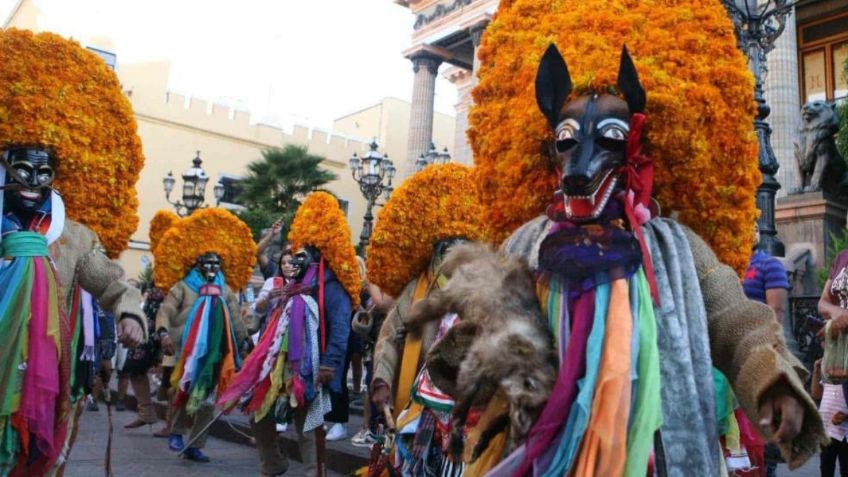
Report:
535,44,646,222
2,147,56,214
195,252,222,283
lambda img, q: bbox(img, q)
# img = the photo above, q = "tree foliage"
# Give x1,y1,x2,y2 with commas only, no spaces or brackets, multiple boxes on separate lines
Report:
236,145,337,240
237,145,337,214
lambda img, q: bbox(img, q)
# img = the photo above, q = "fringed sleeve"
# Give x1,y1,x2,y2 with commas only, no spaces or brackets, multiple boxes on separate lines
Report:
70,221,146,338
683,227,827,469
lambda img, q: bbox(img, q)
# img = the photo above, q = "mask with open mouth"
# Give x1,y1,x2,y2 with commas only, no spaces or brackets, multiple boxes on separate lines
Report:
195,252,222,283
2,147,56,213
291,246,320,281
535,45,646,222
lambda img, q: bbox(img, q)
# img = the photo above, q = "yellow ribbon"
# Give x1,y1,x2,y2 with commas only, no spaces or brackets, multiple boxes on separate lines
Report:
394,271,432,418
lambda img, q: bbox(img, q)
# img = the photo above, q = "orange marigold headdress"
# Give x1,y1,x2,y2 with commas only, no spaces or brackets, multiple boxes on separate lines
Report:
288,192,361,307
0,28,145,257
154,208,256,291
366,164,490,298
469,0,760,274
149,210,181,254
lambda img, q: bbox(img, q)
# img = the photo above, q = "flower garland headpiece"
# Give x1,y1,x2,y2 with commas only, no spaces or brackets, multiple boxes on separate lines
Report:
288,191,361,307
149,210,181,254
0,28,145,257
366,164,490,298
469,0,760,274
154,208,256,291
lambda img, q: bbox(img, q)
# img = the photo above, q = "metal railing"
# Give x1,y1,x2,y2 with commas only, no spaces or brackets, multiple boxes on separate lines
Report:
788,295,824,372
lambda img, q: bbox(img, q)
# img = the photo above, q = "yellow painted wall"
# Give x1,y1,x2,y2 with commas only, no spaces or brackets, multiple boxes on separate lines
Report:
333,97,456,182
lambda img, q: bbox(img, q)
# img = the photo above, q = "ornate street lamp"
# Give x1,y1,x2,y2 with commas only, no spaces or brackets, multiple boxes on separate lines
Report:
350,140,396,253
162,150,226,217
722,0,795,256
415,142,452,172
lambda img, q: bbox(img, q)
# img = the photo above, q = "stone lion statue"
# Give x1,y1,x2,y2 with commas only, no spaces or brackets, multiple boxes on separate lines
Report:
794,100,847,195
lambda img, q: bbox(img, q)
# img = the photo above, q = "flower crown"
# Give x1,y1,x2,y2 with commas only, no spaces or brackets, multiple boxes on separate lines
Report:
470,0,759,274
366,164,490,297
154,208,256,291
288,191,361,307
0,28,145,257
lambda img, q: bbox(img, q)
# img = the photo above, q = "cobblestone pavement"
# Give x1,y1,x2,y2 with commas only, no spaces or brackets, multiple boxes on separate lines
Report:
64,404,343,477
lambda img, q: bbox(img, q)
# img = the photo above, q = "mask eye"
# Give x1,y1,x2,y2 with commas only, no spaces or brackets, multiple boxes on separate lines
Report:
555,125,579,153
601,127,626,141
36,166,54,185
12,163,33,183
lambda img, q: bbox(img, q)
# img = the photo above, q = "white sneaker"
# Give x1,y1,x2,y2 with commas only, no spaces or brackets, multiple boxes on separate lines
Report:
275,423,287,433
325,422,348,441
351,429,378,448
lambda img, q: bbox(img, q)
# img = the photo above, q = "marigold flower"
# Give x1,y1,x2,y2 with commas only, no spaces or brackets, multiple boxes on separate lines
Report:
469,0,759,274
366,164,489,297
288,192,361,306
154,208,256,291
0,28,144,257
149,210,181,254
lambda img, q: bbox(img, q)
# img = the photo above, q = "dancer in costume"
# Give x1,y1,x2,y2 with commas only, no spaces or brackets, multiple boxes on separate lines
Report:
409,1,831,474
152,208,254,462
219,191,358,477
0,28,146,477
364,164,491,476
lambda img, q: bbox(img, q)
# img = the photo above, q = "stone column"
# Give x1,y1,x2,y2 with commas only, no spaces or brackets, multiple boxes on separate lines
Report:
448,20,489,166
469,21,488,81
765,8,801,197
406,52,442,174
448,69,474,165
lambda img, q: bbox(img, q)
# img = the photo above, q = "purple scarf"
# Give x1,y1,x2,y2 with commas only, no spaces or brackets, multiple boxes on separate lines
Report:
286,264,317,366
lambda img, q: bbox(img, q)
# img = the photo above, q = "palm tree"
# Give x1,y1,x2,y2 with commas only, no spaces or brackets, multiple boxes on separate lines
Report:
236,145,337,239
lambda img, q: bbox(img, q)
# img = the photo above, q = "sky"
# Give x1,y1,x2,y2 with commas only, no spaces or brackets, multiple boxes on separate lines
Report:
0,0,458,130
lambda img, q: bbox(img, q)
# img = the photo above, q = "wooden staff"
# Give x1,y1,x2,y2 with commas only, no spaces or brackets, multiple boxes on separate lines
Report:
314,423,327,477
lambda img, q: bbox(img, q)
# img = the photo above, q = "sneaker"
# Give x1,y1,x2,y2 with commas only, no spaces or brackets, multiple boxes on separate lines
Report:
182,447,210,463
275,423,288,433
168,434,184,452
351,429,377,448
85,396,99,412
325,422,348,441
115,400,126,412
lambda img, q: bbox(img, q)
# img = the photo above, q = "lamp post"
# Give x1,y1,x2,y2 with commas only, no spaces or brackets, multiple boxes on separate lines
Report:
414,142,452,172
163,150,226,217
350,140,396,253
722,0,795,256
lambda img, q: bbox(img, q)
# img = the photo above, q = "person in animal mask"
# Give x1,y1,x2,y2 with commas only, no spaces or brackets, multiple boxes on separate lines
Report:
153,208,254,463
219,192,358,477
437,36,827,476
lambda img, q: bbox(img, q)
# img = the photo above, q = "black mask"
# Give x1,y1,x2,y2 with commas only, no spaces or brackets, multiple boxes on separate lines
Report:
292,246,320,280
2,147,56,213
195,252,222,283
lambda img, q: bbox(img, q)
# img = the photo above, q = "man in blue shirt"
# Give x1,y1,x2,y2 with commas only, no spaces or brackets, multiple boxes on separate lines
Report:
743,223,790,320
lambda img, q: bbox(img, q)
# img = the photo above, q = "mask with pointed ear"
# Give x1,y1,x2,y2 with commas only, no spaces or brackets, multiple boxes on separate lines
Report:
616,45,645,114
535,44,573,129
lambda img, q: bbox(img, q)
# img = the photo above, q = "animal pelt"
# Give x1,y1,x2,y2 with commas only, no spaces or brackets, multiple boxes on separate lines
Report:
405,242,556,461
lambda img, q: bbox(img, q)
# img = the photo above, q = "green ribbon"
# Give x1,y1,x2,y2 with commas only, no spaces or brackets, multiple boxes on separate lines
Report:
1,232,48,257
